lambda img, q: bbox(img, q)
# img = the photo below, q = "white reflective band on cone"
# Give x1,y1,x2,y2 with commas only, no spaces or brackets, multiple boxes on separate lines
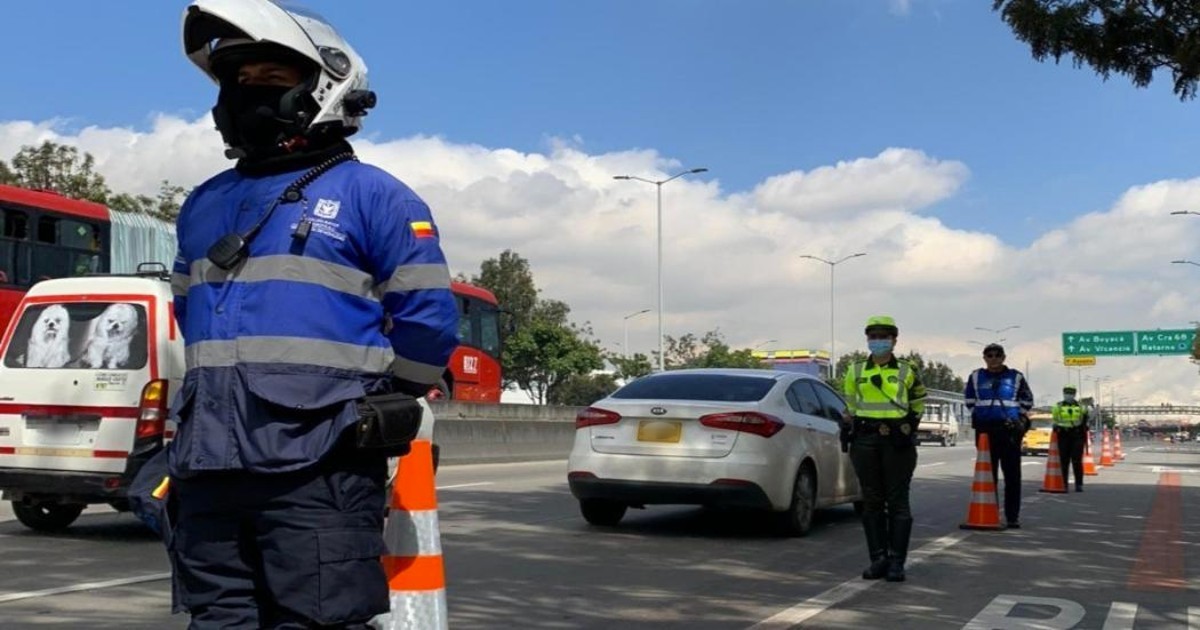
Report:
370,590,449,630
383,509,442,557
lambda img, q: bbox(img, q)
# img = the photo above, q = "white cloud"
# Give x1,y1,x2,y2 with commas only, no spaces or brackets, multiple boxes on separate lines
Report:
3,115,1199,410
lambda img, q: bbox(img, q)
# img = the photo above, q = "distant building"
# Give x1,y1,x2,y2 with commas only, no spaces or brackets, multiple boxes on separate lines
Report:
752,349,831,379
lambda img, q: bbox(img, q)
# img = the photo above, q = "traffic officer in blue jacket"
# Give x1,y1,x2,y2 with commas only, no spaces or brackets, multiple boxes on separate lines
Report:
963,343,1034,528
170,2,458,627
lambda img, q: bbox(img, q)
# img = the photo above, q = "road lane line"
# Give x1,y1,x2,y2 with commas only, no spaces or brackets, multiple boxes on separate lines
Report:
918,462,945,468
747,531,971,629
1128,472,1185,591
1189,607,1199,630
0,573,171,604
1101,602,1138,630
436,482,495,490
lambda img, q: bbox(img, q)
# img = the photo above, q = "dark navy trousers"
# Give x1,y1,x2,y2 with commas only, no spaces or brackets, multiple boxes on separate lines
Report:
171,440,389,629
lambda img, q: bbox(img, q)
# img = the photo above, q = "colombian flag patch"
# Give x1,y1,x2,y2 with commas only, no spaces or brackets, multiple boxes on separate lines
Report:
411,221,436,239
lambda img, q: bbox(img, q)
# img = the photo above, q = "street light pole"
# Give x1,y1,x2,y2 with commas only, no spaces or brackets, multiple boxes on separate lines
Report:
614,167,709,372
622,308,651,360
800,252,867,380
974,325,1020,341
1172,259,1200,267
754,339,778,350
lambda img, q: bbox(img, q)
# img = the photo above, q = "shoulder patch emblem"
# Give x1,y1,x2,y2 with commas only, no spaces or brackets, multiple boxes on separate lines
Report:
314,199,341,219
411,221,436,239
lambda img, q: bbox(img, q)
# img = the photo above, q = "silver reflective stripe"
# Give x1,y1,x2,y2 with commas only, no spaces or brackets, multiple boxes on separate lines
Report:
372,590,448,630
375,263,451,297
186,337,394,372
191,255,377,300
389,355,446,385
851,362,864,411
972,492,997,503
978,399,1022,407
383,509,442,557
171,272,190,297
895,363,910,407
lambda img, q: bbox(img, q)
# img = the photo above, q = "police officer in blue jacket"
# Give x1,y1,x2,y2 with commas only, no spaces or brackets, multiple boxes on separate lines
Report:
171,2,459,627
963,343,1034,529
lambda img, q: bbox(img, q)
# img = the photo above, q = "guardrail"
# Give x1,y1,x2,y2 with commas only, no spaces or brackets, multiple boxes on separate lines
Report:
431,402,581,465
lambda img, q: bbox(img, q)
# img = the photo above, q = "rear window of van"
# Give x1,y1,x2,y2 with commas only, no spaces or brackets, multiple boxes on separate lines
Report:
3,302,149,370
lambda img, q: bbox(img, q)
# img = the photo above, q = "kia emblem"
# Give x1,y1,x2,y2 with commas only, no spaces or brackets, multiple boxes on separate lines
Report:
651,407,667,416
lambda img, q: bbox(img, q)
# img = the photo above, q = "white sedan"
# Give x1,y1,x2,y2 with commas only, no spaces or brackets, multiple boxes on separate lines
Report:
567,368,862,536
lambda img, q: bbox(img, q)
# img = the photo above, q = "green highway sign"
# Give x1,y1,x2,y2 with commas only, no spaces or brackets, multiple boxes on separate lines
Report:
1062,329,1197,357
1062,331,1135,356
1134,329,1196,355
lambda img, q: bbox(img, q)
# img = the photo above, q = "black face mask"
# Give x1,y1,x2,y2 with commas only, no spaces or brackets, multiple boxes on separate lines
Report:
213,84,304,158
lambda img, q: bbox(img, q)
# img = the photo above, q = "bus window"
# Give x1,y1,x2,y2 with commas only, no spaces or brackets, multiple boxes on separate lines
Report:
479,306,500,357
457,296,473,346
36,216,57,244
3,209,27,240
60,219,101,251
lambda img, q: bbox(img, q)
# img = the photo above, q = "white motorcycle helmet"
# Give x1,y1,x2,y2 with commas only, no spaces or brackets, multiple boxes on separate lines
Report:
182,0,376,157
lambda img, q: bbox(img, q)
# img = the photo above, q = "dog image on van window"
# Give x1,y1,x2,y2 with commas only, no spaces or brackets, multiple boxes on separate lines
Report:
24,305,72,368
81,303,140,369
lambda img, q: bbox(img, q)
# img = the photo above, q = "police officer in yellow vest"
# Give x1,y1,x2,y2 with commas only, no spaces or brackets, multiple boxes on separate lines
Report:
842,315,927,582
1051,385,1090,492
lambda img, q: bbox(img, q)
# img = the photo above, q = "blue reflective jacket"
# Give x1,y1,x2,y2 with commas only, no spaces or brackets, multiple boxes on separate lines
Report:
168,159,458,476
963,368,1034,427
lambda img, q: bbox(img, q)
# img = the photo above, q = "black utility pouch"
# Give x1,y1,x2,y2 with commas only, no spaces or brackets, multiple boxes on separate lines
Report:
355,393,423,457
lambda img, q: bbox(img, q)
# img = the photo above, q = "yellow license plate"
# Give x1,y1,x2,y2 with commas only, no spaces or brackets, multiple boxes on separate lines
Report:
637,420,682,443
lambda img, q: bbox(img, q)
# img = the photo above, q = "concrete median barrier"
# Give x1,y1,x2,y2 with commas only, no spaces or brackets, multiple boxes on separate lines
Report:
430,402,581,465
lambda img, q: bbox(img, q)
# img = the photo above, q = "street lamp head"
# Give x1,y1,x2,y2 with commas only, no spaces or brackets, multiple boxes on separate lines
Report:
689,168,709,174
613,175,631,180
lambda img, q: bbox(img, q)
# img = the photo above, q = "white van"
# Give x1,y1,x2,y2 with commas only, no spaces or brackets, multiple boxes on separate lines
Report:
0,267,183,531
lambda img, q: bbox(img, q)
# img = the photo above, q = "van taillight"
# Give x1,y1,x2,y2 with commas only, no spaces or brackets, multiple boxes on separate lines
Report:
576,407,621,429
699,412,784,438
136,380,168,440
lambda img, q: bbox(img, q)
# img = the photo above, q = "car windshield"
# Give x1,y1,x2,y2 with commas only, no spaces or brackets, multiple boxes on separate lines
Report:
1031,418,1053,430
611,373,776,402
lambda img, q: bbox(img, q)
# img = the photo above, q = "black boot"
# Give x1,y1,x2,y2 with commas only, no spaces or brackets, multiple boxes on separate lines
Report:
860,513,889,580
886,516,913,582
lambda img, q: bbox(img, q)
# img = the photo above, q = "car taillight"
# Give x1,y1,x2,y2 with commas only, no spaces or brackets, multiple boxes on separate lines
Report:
576,407,621,429
135,380,168,440
699,412,784,438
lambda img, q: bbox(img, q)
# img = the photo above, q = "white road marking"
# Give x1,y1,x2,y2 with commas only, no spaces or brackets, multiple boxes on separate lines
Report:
1101,601,1138,630
436,482,495,490
964,595,1085,630
747,531,970,629
1191,607,1199,630
0,573,171,605
919,462,946,468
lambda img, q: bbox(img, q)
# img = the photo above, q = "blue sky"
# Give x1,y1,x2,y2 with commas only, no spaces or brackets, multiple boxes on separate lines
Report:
5,1,1200,404
5,0,1200,246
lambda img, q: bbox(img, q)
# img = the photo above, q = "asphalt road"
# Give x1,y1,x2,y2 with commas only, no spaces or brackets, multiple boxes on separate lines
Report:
0,439,1196,629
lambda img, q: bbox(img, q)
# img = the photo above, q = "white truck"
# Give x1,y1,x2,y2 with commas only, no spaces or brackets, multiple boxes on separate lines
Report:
917,403,959,447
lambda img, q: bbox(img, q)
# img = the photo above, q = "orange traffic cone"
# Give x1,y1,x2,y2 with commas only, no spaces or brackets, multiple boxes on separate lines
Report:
1039,431,1068,493
1114,430,1125,461
1083,435,1099,476
375,438,448,629
961,432,1005,530
1100,429,1115,467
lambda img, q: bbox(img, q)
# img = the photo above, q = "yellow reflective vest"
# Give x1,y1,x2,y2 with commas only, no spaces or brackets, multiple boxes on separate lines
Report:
843,358,927,421
1051,401,1087,428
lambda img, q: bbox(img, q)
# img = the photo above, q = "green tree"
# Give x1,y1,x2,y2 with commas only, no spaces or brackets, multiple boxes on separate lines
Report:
1,141,186,219
109,180,188,221
994,0,1200,99
0,141,109,202
608,352,654,381
661,330,765,370
548,372,620,406
833,350,964,392
473,249,538,334
504,316,604,404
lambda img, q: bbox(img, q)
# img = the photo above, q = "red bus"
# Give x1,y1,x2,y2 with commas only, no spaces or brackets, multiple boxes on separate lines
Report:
0,183,502,403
